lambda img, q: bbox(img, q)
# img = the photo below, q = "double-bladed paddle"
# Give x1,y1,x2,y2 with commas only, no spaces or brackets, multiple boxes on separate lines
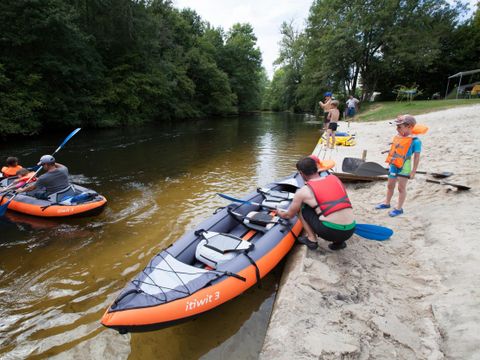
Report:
351,161,468,190
342,158,453,179
0,128,82,216
217,193,393,241
426,179,471,191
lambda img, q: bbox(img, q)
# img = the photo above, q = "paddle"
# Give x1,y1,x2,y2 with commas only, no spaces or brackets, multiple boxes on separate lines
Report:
426,179,471,191
342,157,367,173
355,223,393,241
218,193,394,241
352,160,454,179
217,193,279,210
0,128,81,216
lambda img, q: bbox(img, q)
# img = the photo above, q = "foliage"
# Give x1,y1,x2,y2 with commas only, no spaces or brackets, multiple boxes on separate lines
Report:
0,0,264,136
267,0,478,113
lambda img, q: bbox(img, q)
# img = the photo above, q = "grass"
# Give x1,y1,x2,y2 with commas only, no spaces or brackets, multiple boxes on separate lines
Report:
358,98,480,122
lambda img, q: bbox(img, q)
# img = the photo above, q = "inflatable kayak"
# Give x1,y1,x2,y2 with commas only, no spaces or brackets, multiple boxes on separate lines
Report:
101,172,304,333
0,180,106,217
318,131,356,146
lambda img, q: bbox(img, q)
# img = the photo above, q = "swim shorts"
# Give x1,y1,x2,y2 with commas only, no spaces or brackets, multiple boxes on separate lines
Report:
328,122,338,131
388,158,412,179
301,205,355,244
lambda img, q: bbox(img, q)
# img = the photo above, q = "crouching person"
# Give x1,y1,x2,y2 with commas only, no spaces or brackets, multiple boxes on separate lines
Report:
277,156,356,251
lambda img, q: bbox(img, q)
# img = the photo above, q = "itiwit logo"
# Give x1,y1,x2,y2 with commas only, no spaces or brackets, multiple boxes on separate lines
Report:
185,291,220,312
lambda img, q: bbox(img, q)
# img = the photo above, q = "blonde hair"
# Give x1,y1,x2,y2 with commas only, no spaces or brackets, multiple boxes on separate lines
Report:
331,100,339,107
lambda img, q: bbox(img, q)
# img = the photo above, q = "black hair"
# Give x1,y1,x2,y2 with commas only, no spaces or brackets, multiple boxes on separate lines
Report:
6,157,18,166
296,157,317,176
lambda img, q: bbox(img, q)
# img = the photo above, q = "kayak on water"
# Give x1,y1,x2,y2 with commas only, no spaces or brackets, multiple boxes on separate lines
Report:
0,177,106,217
101,172,304,333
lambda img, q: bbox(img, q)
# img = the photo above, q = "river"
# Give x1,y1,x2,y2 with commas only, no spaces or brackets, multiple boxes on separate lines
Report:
0,113,319,359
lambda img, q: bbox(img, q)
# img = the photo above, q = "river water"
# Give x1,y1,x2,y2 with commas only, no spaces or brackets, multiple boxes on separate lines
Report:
0,113,319,359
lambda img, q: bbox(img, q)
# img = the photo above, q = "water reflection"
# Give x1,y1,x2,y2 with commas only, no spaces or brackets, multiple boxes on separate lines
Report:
0,113,320,358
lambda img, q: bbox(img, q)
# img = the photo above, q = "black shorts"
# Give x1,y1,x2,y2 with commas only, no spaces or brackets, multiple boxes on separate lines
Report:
301,205,355,244
328,122,338,131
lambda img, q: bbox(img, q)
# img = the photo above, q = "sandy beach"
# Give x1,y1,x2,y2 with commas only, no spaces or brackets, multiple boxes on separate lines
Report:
260,105,480,359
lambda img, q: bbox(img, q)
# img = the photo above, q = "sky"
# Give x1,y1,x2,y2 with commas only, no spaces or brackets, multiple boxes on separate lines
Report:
172,0,478,79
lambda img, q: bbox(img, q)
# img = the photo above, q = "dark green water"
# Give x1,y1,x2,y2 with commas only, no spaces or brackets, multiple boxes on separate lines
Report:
0,113,320,359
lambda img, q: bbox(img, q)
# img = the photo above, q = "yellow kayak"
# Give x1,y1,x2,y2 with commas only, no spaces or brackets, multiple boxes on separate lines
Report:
318,132,356,146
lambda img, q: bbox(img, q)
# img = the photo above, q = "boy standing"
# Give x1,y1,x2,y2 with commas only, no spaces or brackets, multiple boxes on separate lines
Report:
325,100,340,148
375,115,421,217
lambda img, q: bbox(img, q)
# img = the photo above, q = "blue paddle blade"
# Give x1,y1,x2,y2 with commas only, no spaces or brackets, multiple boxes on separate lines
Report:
0,199,12,216
355,223,393,241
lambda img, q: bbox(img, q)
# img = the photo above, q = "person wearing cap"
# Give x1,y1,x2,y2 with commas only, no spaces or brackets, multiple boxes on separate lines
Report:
277,156,356,251
375,114,422,217
319,92,334,130
16,155,70,199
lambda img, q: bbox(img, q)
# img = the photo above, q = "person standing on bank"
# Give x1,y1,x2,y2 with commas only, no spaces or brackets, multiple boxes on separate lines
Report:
325,100,340,148
277,156,356,251
319,92,334,130
346,95,360,121
375,115,421,217
16,155,70,199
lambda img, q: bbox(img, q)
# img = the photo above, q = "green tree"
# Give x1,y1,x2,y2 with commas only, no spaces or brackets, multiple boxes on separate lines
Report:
221,23,263,112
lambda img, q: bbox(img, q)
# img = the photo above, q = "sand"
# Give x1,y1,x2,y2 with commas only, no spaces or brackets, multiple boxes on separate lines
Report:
260,105,480,359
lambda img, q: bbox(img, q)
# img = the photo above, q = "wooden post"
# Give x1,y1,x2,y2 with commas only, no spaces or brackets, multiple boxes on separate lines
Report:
361,150,367,161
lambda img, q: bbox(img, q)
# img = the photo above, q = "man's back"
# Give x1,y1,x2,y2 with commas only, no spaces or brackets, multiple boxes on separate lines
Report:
36,166,69,195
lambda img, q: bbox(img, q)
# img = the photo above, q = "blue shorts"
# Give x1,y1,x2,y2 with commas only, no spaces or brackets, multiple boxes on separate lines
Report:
388,159,412,179
347,107,356,117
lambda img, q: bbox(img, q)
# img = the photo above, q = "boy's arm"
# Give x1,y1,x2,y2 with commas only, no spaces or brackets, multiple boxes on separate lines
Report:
410,152,420,179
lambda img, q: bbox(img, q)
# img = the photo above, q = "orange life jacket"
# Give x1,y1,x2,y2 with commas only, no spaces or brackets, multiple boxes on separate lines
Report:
385,136,413,168
306,175,352,216
1,165,23,177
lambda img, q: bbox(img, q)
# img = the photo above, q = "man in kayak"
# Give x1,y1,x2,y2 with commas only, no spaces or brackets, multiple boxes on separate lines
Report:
277,156,356,251
16,155,70,199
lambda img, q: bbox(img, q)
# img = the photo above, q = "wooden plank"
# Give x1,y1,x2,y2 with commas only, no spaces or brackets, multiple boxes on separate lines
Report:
333,172,387,183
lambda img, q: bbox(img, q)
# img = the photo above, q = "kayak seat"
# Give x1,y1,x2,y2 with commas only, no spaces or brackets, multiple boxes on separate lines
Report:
195,231,254,269
48,185,77,203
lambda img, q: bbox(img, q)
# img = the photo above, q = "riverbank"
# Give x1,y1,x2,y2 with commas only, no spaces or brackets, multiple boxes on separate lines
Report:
260,105,480,359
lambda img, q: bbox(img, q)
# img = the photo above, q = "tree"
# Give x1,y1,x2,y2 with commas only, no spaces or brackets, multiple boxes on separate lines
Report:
221,23,263,112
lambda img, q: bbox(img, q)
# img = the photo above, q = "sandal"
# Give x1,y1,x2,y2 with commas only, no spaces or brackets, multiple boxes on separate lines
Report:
297,236,318,250
375,203,391,210
389,208,404,217
328,241,347,251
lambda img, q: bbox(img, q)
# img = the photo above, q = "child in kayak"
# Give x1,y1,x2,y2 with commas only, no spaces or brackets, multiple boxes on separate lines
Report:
1,157,22,178
0,168,37,192
375,114,422,217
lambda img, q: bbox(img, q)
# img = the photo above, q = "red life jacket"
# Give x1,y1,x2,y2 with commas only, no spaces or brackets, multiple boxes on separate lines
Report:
306,175,352,216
